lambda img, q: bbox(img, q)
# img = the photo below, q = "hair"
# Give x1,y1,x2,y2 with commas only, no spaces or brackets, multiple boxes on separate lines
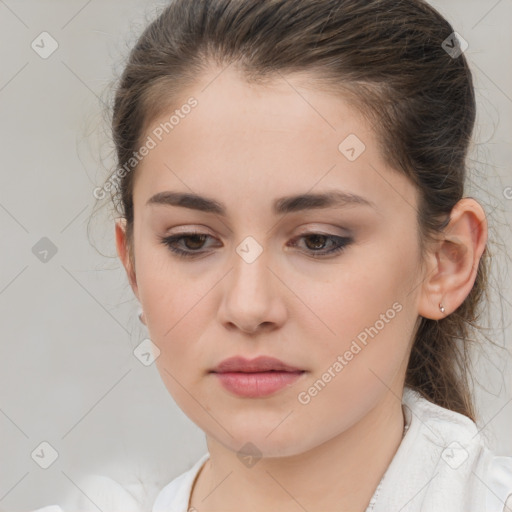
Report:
105,0,492,421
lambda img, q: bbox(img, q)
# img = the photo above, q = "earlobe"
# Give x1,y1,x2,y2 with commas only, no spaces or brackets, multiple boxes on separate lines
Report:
115,218,139,300
417,198,488,320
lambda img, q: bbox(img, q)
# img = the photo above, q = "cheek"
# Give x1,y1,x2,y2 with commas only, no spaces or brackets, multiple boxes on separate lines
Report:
293,278,413,440
296,238,418,379
135,250,212,370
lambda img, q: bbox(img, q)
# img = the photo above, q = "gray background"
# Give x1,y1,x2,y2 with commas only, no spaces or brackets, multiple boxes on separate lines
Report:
0,0,511,510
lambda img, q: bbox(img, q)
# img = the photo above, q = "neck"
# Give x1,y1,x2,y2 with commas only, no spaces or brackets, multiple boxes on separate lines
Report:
190,389,406,512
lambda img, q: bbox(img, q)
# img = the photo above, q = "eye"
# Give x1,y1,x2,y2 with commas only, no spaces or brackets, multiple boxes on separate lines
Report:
159,232,216,259
288,233,352,258
159,232,352,260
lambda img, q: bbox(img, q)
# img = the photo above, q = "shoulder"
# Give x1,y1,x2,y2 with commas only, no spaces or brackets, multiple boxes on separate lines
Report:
33,455,210,512
32,473,147,512
485,455,512,512
402,387,512,511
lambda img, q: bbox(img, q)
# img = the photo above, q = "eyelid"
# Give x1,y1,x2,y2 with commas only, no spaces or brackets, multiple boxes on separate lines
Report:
293,223,352,238
163,225,215,235
162,223,351,241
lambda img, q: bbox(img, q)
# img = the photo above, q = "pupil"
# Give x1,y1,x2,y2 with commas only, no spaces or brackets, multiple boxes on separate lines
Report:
306,235,326,250
186,235,206,249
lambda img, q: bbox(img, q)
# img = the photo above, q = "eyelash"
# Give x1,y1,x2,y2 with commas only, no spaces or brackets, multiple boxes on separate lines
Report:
159,231,352,259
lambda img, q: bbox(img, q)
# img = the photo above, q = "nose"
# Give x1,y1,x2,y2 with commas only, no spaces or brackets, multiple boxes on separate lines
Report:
217,248,287,334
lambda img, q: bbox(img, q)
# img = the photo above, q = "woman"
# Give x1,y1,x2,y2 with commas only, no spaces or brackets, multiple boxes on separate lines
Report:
35,0,512,510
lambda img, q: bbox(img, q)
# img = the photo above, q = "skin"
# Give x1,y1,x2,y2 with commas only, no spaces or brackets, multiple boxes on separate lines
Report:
115,65,488,511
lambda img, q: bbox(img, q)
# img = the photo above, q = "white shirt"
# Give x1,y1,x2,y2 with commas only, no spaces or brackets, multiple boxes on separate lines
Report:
34,387,512,512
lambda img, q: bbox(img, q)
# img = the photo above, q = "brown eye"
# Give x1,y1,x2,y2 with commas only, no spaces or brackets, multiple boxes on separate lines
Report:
182,234,208,250
303,234,329,250
288,233,352,258
160,233,216,258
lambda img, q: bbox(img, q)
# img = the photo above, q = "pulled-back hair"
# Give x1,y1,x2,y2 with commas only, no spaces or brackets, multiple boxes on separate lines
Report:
107,0,491,420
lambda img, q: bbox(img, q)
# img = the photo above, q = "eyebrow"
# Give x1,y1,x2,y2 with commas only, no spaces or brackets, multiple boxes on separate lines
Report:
146,190,376,216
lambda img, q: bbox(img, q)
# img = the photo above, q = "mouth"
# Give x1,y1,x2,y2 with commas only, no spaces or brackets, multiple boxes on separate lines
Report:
210,356,306,397
211,355,304,373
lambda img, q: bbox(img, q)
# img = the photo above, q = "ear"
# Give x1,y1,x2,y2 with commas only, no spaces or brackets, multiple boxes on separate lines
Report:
418,198,488,320
115,218,140,301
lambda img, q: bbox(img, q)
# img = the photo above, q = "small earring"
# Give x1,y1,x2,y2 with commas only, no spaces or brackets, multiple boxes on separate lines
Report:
439,303,446,314
138,309,146,325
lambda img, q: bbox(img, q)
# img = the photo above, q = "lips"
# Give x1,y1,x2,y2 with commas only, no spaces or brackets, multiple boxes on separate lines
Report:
211,355,304,373
210,356,305,398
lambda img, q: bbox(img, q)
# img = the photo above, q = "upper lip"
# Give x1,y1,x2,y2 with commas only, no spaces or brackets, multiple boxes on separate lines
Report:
211,356,304,373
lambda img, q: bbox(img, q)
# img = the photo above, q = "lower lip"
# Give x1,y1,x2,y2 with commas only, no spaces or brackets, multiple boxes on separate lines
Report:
213,371,305,398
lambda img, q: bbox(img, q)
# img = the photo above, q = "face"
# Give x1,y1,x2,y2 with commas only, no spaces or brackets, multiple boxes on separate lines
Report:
117,66,426,457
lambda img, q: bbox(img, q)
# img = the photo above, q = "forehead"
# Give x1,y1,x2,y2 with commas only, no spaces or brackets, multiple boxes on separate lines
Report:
133,66,416,218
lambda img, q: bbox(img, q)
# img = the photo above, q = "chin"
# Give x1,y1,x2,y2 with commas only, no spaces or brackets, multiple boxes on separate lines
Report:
212,421,313,459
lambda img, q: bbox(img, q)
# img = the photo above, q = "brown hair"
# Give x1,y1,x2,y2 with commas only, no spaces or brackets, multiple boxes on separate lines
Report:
105,0,492,421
